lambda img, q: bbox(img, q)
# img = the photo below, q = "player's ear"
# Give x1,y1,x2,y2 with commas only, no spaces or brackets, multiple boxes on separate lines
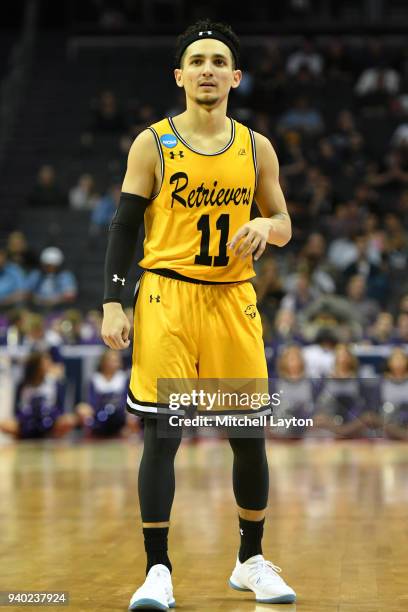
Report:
174,68,184,88
231,69,242,89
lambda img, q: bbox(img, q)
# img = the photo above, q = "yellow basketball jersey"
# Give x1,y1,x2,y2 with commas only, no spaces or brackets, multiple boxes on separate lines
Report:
139,116,258,282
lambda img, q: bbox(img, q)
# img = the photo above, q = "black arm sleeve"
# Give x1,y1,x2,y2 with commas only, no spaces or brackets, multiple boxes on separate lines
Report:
103,192,149,305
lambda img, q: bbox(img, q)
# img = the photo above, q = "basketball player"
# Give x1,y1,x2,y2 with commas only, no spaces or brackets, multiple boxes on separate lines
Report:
101,19,296,609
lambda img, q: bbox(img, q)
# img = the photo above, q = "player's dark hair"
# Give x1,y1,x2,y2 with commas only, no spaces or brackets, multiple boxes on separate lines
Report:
175,19,240,69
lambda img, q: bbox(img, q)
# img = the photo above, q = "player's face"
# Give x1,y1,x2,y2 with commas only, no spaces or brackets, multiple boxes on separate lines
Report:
175,39,241,108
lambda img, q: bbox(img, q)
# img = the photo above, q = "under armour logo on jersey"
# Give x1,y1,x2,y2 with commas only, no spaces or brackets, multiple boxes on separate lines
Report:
238,148,246,156
240,528,244,536
149,294,161,303
112,274,125,286
170,150,184,159
199,30,212,36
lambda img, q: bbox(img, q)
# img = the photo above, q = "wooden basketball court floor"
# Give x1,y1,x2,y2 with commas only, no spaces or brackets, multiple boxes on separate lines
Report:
0,437,407,612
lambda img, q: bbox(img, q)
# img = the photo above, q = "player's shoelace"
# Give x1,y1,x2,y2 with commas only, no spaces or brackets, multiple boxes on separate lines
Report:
248,559,283,585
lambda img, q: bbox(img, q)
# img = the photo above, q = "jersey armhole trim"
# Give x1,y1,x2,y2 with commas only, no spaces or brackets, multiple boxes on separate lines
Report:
248,128,259,190
148,127,164,200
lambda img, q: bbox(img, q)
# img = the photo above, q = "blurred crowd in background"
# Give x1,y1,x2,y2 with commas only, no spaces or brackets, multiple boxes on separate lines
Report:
1,36,408,441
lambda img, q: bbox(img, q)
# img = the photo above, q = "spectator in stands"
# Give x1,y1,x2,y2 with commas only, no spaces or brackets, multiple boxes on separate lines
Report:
366,312,395,345
0,351,76,439
325,39,352,78
25,247,78,311
278,96,324,136
330,109,358,155
344,275,379,328
254,257,285,320
1,308,29,346
6,231,38,271
301,293,363,342
69,173,98,211
379,348,408,440
302,327,337,378
355,62,400,97
281,271,319,313
271,344,315,439
314,344,368,437
0,246,25,310
391,124,408,148
287,233,336,295
342,233,385,296
76,350,137,437
272,308,304,350
91,90,127,133
23,313,62,361
286,39,323,76
28,164,66,208
394,313,408,344
89,183,120,235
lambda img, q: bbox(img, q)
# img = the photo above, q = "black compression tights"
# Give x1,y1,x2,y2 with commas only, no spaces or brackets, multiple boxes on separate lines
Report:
138,420,269,523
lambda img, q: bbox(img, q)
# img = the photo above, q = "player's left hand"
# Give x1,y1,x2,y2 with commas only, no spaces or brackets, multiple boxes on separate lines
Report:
228,218,271,261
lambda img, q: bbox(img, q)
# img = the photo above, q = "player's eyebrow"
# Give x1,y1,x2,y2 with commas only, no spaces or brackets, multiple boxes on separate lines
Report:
188,53,228,60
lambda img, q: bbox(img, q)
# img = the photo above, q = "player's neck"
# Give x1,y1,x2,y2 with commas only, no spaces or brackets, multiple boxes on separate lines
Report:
174,105,229,138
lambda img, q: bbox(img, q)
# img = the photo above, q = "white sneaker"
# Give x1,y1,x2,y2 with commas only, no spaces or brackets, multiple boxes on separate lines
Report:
229,554,296,604
128,564,176,610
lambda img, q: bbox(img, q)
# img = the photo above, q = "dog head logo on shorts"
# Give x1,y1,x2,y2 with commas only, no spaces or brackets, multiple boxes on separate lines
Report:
160,134,178,148
244,304,256,319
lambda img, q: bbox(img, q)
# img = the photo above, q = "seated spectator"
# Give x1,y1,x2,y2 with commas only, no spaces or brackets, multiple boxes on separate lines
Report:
379,348,408,440
286,39,323,76
281,271,319,313
342,233,387,298
394,313,408,344
0,351,76,439
76,350,138,437
89,184,120,235
90,90,127,133
344,275,379,328
272,308,304,350
69,173,98,211
2,308,30,346
0,246,25,310
6,231,38,271
22,313,62,360
286,233,336,295
314,344,368,437
302,327,337,378
355,64,400,97
366,312,395,345
271,344,315,439
28,164,66,208
254,257,285,320
25,247,78,311
278,96,324,136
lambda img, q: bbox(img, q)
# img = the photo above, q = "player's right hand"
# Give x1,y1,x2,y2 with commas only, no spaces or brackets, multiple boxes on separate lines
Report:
101,303,131,350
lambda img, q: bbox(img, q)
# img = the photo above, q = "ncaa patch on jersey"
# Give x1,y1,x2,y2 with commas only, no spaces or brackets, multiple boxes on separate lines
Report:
160,134,178,148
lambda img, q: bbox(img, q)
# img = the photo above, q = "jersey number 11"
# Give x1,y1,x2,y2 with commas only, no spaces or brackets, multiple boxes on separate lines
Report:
194,214,229,267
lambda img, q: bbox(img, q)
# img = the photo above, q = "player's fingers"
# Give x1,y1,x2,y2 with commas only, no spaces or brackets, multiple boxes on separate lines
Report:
236,232,256,256
254,239,267,261
228,226,249,250
106,332,126,350
241,236,261,258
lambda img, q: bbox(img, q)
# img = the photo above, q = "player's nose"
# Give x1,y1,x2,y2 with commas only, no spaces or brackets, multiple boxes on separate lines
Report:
201,61,214,76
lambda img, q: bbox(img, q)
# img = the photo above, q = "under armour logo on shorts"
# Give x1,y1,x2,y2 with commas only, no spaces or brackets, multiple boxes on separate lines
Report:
150,294,161,303
112,274,125,286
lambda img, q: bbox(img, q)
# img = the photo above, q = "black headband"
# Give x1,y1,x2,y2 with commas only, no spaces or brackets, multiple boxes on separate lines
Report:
176,29,239,68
